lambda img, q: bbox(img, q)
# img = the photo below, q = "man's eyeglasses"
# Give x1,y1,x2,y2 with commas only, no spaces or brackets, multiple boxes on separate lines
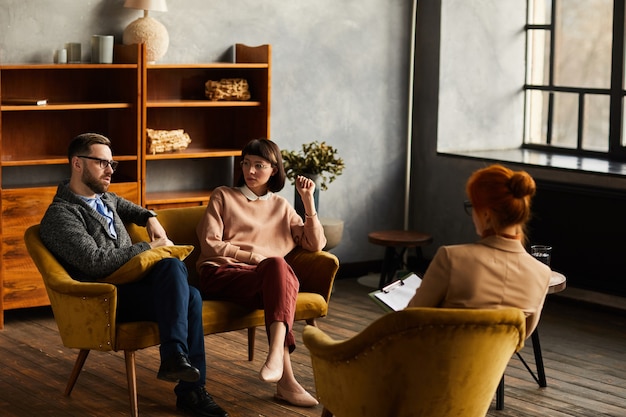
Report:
78,155,119,171
240,160,272,170
463,200,472,216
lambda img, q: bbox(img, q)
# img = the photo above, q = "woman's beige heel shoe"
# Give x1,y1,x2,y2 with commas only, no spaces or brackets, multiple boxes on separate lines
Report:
275,386,319,407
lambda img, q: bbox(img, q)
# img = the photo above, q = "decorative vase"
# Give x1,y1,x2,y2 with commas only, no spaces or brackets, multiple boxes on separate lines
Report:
294,173,320,220
123,15,169,63
320,218,344,250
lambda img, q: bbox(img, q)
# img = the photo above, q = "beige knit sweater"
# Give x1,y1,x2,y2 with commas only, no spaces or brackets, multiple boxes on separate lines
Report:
196,186,326,271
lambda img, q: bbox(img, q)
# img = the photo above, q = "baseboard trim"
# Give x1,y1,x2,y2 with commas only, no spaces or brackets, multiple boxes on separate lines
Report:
555,287,626,313
336,260,381,280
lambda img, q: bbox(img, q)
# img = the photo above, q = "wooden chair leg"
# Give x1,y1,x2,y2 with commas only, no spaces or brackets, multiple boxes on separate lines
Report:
64,349,90,396
321,407,333,417
124,350,139,417
247,327,256,361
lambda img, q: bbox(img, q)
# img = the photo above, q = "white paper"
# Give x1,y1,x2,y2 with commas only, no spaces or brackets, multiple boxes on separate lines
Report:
373,273,422,311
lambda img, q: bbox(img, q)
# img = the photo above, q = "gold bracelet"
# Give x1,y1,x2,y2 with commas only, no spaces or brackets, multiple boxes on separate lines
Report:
305,212,317,218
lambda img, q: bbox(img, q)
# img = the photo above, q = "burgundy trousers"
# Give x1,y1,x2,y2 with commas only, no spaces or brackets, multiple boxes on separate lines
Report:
198,257,299,351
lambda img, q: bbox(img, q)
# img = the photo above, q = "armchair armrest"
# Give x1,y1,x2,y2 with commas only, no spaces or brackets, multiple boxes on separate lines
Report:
285,247,339,301
45,281,118,351
24,225,118,351
45,269,117,297
303,316,402,362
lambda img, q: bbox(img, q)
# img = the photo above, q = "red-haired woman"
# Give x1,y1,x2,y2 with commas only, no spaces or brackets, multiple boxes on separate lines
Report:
408,164,551,336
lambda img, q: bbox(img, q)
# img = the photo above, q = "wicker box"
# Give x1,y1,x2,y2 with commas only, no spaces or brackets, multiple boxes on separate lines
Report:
146,128,191,154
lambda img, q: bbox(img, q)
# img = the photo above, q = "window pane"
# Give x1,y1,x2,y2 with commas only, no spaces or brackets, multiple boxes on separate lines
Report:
552,92,578,148
554,0,612,88
529,0,552,25
527,29,551,85
525,89,549,144
582,94,609,152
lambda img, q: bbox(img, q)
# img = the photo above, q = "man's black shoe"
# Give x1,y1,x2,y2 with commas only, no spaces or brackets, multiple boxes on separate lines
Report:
157,352,200,383
177,386,229,417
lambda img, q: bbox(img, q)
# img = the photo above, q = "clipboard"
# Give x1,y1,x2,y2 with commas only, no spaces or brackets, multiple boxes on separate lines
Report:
368,272,422,312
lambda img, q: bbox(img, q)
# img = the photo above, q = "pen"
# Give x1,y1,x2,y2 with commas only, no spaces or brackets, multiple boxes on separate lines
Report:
382,279,405,293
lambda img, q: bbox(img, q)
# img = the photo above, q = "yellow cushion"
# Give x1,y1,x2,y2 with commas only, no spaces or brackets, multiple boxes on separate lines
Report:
101,245,194,285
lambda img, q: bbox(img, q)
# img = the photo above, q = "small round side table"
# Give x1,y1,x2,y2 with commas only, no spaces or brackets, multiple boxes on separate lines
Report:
368,230,433,289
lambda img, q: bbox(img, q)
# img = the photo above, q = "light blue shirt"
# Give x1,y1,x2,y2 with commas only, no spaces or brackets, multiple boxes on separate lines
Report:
81,195,117,239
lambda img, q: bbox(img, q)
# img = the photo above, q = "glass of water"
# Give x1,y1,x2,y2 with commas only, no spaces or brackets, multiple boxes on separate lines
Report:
530,245,552,266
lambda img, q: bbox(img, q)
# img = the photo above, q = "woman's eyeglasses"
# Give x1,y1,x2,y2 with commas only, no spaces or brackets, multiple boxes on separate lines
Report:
463,200,472,216
240,160,272,170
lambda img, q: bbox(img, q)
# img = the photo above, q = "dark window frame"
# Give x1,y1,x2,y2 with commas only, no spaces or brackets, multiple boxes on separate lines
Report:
523,0,626,161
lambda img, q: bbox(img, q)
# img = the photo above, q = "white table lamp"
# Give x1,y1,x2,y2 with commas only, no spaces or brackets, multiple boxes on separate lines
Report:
123,0,169,63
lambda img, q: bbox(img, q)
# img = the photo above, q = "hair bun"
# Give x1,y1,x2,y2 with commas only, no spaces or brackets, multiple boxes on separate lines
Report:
508,171,536,199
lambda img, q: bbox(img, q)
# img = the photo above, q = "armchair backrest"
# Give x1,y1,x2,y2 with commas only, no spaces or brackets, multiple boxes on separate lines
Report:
126,205,340,296
303,307,526,417
126,205,205,286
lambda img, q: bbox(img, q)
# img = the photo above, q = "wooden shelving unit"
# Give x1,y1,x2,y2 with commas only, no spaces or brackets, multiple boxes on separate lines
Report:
142,44,271,209
0,44,144,328
0,43,271,327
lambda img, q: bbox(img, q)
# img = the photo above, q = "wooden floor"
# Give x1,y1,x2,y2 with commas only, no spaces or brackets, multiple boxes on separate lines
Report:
0,278,625,417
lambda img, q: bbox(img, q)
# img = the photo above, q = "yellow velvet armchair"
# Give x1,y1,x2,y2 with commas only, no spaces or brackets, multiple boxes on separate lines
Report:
24,205,339,417
24,224,161,417
303,307,526,417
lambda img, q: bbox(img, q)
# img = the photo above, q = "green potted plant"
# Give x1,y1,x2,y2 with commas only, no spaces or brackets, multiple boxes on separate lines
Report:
281,141,345,217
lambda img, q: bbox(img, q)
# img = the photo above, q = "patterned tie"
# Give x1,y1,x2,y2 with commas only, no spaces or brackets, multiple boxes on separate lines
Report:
95,198,117,238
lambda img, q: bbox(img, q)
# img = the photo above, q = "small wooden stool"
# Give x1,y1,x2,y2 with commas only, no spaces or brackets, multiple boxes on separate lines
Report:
368,230,433,289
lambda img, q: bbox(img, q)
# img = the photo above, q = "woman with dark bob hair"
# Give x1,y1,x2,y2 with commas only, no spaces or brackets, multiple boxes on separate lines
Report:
408,164,551,337
196,139,325,407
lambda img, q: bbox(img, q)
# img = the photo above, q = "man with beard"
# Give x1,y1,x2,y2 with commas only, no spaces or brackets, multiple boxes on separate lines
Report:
39,133,228,417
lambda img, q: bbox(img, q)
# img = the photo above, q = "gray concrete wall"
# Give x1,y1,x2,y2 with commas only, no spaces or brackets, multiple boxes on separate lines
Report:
1,0,413,266
412,0,526,254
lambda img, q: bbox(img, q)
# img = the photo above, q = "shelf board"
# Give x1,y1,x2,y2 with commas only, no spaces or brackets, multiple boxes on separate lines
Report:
2,157,67,166
145,148,241,160
2,155,138,166
147,63,268,70
147,100,261,108
1,180,138,191
0,63,138,70
145,190,213,205
1,102,134,111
